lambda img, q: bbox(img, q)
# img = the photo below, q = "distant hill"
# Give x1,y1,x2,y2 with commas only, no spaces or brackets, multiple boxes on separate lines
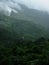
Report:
0,4,49,42
0,14,49,42
11,4,49,29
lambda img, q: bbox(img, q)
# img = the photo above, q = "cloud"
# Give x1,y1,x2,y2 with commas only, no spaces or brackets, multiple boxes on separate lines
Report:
0,0,19,16
0,0,49,15
15,0,49,12
0,2,12,16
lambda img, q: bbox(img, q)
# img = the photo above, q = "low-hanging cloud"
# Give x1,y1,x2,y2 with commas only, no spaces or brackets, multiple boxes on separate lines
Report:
0,0,49,15
0,0,20,16
15,0,49,12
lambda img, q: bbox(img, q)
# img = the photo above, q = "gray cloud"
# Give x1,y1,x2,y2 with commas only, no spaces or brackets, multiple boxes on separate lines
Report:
0,0,49,15
15,0,49,13
0,0,20,15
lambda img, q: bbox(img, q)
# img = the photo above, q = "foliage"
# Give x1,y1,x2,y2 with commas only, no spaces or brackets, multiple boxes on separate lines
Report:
0,13,49,65
0,37,49,65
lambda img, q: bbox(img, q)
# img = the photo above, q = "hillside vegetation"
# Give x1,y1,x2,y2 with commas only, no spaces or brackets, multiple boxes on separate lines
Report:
0,13,49,65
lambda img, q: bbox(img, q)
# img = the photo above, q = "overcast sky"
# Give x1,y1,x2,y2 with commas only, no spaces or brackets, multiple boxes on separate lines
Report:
0,0,49,14
15,0,49,12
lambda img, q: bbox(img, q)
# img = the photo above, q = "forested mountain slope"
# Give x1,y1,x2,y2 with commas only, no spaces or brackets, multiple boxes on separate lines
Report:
0,14,49,42
0,2,49,65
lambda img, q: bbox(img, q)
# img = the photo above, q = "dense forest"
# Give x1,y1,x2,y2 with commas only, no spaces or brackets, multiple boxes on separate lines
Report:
0,0,49,65
0,35,49,65
0,14,49,65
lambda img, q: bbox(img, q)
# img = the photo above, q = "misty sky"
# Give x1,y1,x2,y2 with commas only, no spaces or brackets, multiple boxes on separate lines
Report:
0,0,49,14
15,0,49,12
